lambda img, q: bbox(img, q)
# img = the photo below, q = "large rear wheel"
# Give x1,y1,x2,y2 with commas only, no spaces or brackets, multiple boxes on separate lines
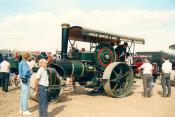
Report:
102,62,134,97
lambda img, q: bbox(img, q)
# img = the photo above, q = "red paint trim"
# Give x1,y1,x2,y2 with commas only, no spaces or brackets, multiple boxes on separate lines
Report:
97,48,114,68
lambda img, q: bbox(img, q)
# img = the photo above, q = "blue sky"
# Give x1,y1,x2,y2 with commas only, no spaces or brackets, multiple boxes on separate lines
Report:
0,0,174,15
0,0,175,53
76,0,175,10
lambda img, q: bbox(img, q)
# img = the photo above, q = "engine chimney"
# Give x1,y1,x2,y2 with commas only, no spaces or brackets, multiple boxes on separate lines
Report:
61,23,70,60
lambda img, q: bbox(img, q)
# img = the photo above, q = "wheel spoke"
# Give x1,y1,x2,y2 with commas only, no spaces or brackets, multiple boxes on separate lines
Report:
102,62,134,97
113,71,118,78
118,70,123,78
122,71,130,78
112,83,118,90
110,79,117,82
112,70,123,80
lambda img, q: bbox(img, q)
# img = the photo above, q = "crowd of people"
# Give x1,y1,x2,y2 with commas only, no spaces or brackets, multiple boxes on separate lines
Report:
138,57,173,98
0,45,175,116
114,42,174,98
0,52,58,116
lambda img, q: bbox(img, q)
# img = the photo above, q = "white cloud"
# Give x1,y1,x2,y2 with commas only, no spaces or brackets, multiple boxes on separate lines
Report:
0,9,175,53
0,12,60,52
54,9,175,52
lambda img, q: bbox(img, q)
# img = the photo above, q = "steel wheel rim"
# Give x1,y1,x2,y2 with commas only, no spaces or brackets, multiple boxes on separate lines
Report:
103,62,134,97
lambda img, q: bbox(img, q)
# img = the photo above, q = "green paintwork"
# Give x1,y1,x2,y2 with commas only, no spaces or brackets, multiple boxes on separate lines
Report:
8,59,19,69
94,43,116,71
47,68,62,101
71,61,84,77
47,68,57,85
79,52,94,62
56,60,95,78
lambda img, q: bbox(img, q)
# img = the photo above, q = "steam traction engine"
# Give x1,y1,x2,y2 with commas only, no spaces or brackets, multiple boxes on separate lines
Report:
30,23,145,100
55,23,145,97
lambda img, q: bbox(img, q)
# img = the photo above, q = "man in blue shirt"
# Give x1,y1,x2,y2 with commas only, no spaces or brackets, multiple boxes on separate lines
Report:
18,52,32,115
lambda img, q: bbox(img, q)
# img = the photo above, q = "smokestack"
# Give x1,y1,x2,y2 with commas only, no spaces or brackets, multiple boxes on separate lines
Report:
61,23,70,60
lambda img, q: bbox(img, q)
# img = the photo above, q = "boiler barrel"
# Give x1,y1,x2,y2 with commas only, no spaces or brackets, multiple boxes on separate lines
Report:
55,60,95,78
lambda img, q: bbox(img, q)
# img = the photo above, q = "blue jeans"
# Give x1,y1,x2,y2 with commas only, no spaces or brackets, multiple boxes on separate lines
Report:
0,72,2,87
0,72,9,92
20,79,30,111
39,85,48,117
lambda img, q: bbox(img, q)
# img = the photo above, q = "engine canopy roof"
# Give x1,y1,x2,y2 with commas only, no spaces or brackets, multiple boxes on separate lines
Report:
68,26,145,45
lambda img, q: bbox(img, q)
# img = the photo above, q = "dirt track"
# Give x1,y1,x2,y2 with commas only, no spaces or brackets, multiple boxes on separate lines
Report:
0,78,175,117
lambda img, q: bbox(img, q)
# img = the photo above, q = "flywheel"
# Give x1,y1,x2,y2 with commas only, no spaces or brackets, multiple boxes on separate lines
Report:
30,68,63,101
94,43,116,71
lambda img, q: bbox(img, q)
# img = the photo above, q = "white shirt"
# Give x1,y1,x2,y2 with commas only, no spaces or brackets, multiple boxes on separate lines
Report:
0,60,11,72
162,60,172,73
140,62,153,74
36,67,49,87
28,60,36,70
